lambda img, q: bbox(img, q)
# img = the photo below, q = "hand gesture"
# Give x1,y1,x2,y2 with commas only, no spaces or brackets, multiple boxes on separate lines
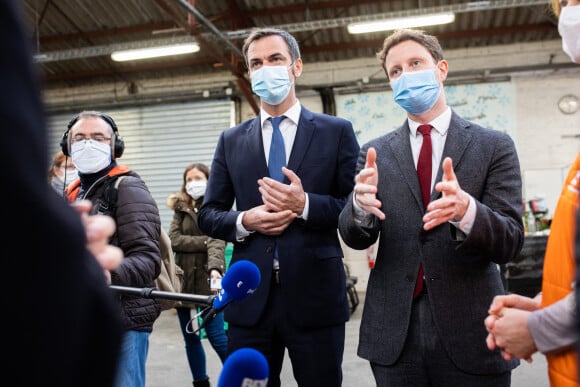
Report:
242,204,297,236
423,157,470,230
353,147,385,220
258,167,306,215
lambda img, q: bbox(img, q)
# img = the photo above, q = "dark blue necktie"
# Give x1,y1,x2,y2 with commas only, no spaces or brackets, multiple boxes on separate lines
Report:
267,116,287,275
268,116,287,182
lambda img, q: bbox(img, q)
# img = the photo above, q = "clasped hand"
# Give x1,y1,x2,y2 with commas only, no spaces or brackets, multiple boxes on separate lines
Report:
484,293,540,362
243,167,305,235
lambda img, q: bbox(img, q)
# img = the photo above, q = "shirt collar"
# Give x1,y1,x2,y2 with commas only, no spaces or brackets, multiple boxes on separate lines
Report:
260,99,301,128
408,106,452,137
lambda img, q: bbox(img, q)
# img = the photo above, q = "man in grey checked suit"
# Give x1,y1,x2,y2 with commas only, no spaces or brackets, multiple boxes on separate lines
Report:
338,29,524,386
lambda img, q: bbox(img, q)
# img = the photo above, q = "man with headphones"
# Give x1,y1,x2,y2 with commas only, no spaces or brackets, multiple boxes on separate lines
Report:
63,110,162,387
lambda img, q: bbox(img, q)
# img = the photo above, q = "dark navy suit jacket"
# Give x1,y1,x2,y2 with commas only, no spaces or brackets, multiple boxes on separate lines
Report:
199,106,360,328
338,111,524,375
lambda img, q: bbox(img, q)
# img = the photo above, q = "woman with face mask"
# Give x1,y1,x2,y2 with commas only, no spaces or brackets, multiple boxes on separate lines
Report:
48,150,78,197
166,162,228,387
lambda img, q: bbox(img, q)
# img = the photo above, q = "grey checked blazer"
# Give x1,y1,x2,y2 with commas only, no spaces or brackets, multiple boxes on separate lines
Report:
338,110,524,375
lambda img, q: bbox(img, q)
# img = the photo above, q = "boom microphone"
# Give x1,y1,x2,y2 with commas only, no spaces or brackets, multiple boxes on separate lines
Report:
217,348,269,387
196,260,261,332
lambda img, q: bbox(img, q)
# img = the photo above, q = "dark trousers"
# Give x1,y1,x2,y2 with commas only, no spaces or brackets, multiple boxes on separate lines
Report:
370,293,511,387
227,282,345,387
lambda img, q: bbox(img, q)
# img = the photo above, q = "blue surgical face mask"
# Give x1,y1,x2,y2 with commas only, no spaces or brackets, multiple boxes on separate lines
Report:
251,65,293,105
391,68,441,115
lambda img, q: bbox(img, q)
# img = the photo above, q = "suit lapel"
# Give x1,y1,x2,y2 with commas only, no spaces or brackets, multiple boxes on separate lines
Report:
432,111,473,200
387,112,474,210
287,107,314,172
245,115,270,178
388,124,425,211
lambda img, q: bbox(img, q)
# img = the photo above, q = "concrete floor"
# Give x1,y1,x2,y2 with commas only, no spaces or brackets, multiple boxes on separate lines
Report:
146,293,549,387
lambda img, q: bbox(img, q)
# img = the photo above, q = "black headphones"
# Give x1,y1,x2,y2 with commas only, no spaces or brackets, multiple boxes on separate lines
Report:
60,112,125,159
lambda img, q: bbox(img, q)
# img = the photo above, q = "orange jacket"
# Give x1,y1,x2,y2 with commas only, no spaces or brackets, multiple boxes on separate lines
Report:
65,165,131,201
541,153,580,387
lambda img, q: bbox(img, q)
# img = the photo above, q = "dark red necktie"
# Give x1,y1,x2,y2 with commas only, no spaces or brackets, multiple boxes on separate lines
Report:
413,124,433,298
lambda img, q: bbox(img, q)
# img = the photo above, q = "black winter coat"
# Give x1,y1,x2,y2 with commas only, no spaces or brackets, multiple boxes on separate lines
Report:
77,164,162,332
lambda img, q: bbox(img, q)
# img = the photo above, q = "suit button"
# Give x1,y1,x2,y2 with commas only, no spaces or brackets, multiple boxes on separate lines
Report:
266,246,273,253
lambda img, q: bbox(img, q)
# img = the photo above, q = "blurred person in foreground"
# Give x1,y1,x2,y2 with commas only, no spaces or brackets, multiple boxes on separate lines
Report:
338,28,524,386
1,0,123,385
48,150,78,196
167,162,227,387
484,1,580,386
198,27,359,386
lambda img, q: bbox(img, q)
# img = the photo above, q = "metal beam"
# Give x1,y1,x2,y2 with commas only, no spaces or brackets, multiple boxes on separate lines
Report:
33,0,548,62
226,0,550,39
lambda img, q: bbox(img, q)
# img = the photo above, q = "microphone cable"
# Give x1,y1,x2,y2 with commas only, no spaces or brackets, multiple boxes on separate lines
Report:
61,155,69,200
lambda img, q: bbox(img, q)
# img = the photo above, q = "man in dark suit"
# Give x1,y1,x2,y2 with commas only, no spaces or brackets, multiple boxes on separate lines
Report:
338,29,524,386
198,27,359,387
1,0,123,386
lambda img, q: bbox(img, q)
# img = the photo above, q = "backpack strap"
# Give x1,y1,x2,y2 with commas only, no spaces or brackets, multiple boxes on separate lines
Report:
98,175,126,216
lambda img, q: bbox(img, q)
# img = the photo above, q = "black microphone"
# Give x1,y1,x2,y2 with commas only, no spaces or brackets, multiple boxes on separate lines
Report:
217,348,269,387
195,260,261,332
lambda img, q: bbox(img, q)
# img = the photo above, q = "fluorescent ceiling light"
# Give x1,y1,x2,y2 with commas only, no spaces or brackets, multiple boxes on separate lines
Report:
348,12,455,34
111,42,200,62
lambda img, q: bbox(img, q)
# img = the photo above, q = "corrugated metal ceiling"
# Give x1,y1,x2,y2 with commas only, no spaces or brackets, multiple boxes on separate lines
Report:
23,0,560,93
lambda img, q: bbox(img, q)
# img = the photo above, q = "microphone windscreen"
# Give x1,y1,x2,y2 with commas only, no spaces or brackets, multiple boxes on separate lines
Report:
213,288,232,310
217,348,269,387
222,260,261,301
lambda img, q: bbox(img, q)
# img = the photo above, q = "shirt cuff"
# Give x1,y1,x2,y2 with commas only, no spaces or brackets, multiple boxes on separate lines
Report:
298,193,309,220
235,212,252,242
449,194,475,234
352,193,374,227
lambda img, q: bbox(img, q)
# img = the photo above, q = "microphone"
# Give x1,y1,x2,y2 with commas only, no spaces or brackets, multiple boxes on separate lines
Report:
196,260,261,332
217,348,269,387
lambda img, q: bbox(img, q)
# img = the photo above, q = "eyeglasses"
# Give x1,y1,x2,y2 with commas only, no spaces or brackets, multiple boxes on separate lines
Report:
71,133,111,144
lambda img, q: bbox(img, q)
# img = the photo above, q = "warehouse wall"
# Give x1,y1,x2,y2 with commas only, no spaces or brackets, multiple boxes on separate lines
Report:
43,39,580,292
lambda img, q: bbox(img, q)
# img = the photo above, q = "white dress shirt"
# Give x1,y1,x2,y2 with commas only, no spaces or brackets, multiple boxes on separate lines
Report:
353,106,475,235
236,100,310,240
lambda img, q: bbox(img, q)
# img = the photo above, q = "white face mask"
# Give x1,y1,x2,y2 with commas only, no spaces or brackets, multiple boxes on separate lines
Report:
559,5,580,64
186,180,207,200
70,139,112,174
59,169,79,186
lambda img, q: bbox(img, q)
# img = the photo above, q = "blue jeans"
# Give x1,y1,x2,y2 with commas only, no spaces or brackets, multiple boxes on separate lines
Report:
177,307,228,382
114,330,150,387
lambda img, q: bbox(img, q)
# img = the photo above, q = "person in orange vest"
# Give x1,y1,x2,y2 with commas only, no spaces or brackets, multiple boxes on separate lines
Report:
484,1,580,386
